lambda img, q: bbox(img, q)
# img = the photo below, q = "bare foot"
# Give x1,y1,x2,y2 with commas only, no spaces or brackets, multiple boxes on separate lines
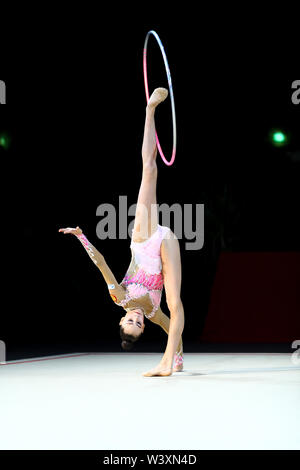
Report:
142,362,173,377
147,87,168,109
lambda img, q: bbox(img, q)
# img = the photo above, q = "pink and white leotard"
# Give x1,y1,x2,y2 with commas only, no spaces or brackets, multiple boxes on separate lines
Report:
115,224,171,319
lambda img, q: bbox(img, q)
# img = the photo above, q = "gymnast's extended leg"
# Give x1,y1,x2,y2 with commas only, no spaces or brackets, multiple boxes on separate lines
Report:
132,88,168,243
132,87,185,377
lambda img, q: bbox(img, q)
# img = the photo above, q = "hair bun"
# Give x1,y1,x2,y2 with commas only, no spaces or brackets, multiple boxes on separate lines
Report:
121,340,134,351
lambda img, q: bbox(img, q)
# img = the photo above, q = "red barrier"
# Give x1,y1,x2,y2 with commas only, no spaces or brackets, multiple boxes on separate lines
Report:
200,252,300,343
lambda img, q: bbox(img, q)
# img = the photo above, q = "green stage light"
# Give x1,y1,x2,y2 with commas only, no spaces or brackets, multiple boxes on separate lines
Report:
270,130,288,147
273,131,286,143
0,133,11,150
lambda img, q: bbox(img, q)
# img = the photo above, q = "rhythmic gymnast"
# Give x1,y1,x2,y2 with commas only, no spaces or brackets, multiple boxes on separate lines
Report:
59,88,185,377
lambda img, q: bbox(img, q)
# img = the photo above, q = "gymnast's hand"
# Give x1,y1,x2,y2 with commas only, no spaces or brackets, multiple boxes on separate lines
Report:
58,226,83,236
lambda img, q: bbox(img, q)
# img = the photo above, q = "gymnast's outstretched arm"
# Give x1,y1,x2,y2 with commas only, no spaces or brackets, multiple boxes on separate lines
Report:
58,226,126,303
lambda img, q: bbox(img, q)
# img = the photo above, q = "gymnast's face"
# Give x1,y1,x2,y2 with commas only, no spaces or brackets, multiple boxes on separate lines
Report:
119,308,145,337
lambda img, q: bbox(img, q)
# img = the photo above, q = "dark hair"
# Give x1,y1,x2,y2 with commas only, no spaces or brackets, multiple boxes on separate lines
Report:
119,325,142,351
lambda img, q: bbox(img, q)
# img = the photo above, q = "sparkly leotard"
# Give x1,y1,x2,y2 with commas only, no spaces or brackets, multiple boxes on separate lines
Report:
114,224,171,319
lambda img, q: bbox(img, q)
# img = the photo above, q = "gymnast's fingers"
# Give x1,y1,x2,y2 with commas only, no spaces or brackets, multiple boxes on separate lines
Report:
58,227,75,234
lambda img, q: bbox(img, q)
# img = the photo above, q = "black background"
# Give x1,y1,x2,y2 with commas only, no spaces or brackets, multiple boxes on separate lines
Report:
1,17,300,360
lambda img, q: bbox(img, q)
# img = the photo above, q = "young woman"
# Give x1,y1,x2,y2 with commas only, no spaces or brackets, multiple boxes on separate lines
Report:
59,88,185,377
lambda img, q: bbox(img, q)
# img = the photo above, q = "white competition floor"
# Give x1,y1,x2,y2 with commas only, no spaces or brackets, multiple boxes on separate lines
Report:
0,352,299,450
